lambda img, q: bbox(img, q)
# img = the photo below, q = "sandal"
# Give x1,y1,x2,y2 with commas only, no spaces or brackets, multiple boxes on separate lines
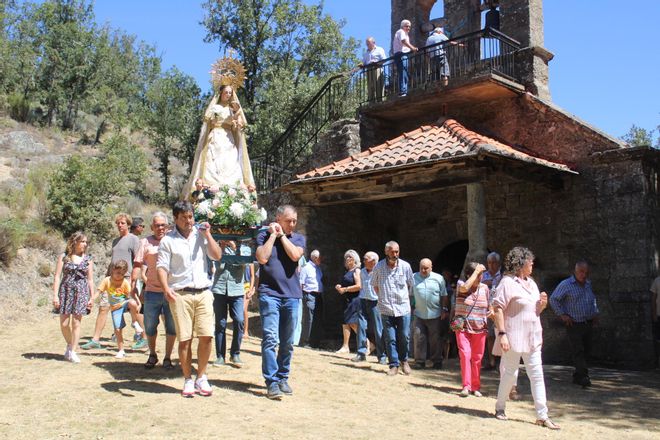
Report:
495,410,507,421
162,358,174,370
535,418,560,430
144,353,158,369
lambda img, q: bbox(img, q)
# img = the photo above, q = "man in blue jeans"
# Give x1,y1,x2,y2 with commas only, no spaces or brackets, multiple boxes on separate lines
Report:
212,240,252,368
371,241,414,376
353,251,387,364
255,205,305,400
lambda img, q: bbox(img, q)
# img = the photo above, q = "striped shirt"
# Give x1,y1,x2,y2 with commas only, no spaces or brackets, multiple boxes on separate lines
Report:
550,275,599,322
370,258,414,317
492,275,543,353
454,280,490,333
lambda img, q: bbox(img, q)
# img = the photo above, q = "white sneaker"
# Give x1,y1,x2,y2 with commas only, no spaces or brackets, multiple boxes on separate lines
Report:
115,350,126,359
132,322,144,334
195,374,213,396
460,387,470,397
64,346,71,361
182,378,195,398
69,351,81,363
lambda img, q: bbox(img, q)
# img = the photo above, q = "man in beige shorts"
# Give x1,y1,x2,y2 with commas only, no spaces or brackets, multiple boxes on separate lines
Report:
157,201,222,397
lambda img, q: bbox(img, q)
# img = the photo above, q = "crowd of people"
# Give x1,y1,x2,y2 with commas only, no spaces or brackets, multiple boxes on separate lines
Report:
51,199,660,431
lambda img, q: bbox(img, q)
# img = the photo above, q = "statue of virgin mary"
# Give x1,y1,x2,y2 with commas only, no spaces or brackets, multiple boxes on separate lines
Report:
182,58,255,198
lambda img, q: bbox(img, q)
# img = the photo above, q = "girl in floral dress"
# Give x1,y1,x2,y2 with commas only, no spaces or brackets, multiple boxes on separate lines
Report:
52,231,95,363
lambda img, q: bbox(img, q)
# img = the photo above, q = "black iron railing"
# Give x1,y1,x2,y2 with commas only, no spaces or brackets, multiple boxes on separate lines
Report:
354,27,520,105
251,72,359,192
253,28,521,192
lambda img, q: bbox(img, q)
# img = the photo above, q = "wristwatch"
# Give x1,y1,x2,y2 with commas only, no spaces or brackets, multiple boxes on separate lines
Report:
498,331,506,336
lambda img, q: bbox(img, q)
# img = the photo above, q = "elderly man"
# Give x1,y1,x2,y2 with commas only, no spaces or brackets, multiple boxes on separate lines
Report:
82,213,143,350
298,249,323,348
371,241,414,375
482,251,502,370
550,260,599,387
137,212,176,369
157,201,222,397
361,37,386,102
353,251,387,364
412,258,448,370
425,27,450,86
256,205,305,399
392,19,418,96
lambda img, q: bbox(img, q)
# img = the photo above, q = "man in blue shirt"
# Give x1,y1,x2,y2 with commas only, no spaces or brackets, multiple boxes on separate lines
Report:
412,258,448,370
425,27,450,86
256,205,305,399
361,37,387,102
550,260,599,387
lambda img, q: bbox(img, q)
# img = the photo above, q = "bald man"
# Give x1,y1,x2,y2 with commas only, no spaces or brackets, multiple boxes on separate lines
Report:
411,258,448,369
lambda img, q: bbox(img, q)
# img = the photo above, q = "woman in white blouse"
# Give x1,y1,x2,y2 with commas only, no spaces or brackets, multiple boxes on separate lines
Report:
492,247,560,430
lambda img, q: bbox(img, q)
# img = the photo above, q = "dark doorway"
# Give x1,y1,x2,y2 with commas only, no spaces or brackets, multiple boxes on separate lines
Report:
434,239,468,282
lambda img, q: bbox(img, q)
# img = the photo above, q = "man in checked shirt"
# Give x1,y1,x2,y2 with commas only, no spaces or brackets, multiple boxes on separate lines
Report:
371,241,414,376
550,260,599,388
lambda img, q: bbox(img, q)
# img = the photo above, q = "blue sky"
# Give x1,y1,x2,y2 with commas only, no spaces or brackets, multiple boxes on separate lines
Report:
94,0,659,141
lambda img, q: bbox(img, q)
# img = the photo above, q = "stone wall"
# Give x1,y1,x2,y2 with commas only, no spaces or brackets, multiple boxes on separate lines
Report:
294,150,659,368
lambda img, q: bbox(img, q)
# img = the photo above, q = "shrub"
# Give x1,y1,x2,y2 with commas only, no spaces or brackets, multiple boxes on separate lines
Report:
37,261,52,277
0,219,27,266
46,134,147,239
24,229,63,256
7,93,30,122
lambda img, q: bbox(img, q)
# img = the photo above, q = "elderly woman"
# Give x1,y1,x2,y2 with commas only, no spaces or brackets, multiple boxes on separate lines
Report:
335,250,362,353
492,247,560,430
454,262,490,397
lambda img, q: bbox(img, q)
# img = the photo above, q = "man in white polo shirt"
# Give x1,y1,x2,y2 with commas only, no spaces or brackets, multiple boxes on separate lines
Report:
157,200,222,398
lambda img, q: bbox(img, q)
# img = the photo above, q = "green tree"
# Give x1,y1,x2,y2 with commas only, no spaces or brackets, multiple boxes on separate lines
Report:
201,0,358,155
46,134,147,238
143,67,203,196
622,124,654,147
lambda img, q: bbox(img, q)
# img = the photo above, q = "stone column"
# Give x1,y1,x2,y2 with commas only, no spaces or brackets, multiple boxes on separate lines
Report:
465,182,488,265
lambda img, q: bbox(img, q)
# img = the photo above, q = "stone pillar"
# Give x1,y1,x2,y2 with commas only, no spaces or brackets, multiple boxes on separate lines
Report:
443,0,481,37
500,0,553,100
465,182,488,265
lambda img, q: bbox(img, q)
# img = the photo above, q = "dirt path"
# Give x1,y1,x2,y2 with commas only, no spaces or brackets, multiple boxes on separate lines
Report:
1,313,659,439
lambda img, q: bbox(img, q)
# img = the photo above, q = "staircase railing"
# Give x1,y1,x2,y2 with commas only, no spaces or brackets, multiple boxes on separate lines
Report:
253,27,521,192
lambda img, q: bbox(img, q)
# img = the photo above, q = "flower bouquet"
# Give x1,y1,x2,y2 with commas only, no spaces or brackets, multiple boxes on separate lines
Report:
194,184,267,237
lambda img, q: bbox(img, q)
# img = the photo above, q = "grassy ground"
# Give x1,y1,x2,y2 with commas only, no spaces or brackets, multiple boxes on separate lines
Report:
1,312,659,439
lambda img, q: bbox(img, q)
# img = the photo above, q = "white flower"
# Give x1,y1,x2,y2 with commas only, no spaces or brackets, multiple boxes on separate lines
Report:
211,198,220,207
197,200,211,215
229,202,245,218
228,188,237,198
207,211,215,219
260,207,267,221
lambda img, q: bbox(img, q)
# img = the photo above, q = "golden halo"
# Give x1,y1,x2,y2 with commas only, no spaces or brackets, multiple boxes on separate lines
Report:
210,56,247,91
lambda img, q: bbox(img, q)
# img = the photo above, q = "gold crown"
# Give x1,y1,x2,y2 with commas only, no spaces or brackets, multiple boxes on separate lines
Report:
210,56,247,91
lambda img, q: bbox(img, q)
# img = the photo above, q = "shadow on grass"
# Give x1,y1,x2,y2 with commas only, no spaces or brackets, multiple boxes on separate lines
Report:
22,352,65,361
433,404,494,419
92,360,180,380
210,379,265,398
328,361,385,373
100,380,178,396
409,381,463,395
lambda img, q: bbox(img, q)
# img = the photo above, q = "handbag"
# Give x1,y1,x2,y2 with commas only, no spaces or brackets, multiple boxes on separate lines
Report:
450,290,479,331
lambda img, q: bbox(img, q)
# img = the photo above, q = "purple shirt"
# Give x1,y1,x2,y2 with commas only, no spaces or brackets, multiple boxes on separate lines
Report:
257,231,306,299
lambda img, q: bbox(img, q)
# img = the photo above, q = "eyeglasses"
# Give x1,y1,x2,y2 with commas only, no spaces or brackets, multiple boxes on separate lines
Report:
153,224,167,228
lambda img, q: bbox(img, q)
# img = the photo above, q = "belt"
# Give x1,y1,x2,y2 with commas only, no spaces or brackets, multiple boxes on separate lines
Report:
181,287,206,294
304,291,321,295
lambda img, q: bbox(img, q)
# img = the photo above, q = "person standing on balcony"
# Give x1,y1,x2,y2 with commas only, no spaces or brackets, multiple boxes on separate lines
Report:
425,27,450,86
392,20,418,97
361,37,386,102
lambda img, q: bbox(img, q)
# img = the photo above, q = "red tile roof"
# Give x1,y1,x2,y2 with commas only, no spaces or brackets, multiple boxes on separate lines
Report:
293,118,575,182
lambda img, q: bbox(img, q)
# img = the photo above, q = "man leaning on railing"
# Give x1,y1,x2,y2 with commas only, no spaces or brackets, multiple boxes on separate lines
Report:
360,37,387,102
425,27,450,86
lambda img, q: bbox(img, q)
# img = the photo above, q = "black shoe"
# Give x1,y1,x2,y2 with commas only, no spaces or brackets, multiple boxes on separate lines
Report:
267,382,283,400
278,379,293,395
351,354,366,362
411,362,425,370
432,362,443,370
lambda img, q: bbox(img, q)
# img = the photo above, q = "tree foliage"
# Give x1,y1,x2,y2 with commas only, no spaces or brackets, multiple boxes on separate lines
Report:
621,124,656,148
201,0,359,155
46,134,147,238
143,67,204,197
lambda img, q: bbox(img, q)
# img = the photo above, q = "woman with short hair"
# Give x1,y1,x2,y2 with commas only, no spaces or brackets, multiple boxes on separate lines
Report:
335,250,362,353
492,247,560,430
